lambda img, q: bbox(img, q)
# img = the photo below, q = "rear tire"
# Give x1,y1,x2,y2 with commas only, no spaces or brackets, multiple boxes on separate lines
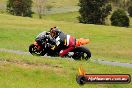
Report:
72,46,91,60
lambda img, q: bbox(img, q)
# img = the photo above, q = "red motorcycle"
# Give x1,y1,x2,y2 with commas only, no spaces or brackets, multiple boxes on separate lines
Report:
29,33,91,60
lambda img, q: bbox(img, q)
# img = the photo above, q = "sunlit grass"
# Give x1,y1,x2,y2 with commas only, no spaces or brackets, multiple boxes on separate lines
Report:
46,0,78,8
0,14,132,63
0,52,132,88
33,12,79,23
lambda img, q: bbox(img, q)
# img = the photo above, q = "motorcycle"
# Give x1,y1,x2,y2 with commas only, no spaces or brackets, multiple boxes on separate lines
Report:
29,32,91,60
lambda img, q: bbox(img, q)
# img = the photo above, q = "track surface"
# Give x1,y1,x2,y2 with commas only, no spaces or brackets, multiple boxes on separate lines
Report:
0,48,132,68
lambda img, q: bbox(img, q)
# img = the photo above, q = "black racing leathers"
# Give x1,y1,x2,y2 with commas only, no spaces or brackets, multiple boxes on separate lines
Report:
52,31,68,51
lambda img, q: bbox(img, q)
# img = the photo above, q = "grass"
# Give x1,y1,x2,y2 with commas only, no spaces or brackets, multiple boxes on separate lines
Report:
0,52,132,88
0,0,6,3
46,0,78,8
33,12,79,22
0,1,132,88
0,14,132,63
33,11,132,27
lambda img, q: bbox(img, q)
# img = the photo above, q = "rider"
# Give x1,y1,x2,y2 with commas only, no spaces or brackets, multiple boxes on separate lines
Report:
35,31,55,46
49,27,76,57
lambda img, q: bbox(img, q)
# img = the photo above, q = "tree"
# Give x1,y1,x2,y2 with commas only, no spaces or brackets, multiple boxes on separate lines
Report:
34,0,46,19
7,0,32,17
78,0,112,24
110,9,130,27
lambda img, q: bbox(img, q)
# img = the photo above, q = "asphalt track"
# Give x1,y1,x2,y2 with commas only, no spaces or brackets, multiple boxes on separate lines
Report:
0,48,132,68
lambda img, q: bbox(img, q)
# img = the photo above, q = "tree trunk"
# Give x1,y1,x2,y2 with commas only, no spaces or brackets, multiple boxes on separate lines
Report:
39,14,42,19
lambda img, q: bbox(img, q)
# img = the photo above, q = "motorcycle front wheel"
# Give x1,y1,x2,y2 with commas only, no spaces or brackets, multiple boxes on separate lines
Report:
29,44,46,56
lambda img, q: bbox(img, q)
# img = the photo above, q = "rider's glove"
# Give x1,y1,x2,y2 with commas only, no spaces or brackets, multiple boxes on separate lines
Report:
46,43,56,50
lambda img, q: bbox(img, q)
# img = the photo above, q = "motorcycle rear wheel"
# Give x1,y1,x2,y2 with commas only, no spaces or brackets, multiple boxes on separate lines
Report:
72,46,91,60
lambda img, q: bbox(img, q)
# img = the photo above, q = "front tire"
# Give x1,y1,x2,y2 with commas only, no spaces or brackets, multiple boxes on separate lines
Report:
29,44,45,56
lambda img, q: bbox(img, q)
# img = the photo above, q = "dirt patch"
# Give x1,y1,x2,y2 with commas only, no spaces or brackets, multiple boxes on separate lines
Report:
0,59,67,75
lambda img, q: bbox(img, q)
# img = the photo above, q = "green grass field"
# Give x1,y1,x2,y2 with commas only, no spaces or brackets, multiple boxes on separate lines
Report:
0,9,132,88
0,1,132,88
0,14,132,63
33,12,79,23
34,11,132,27
0,52,132,88
0,0,6,3
46,0,78,8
